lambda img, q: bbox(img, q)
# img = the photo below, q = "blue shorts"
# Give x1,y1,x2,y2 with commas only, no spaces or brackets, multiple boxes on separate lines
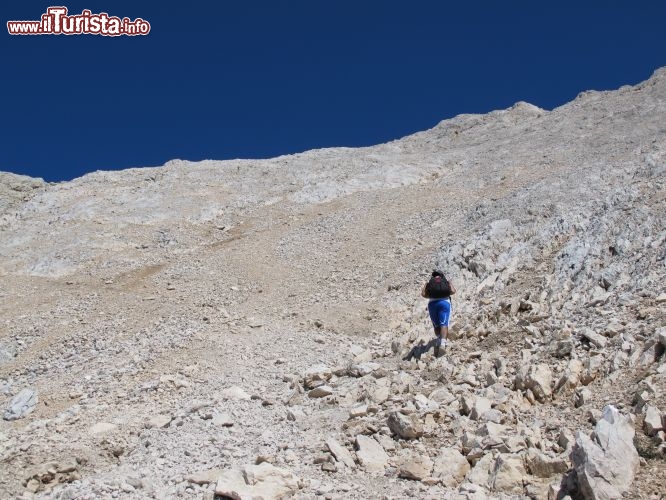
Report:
428,299,451,328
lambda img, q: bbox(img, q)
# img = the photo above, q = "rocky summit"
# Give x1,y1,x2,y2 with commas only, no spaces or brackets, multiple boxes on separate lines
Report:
1,68,665,500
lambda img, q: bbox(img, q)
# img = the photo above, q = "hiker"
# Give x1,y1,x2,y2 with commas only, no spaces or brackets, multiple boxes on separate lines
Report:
403,270,456,361
421,270,456,357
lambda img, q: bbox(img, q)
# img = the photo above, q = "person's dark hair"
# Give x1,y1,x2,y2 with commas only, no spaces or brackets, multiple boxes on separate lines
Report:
432,270,444,278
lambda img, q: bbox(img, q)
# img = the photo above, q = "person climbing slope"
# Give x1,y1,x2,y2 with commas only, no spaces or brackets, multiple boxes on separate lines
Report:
403,270,456,361
421,270,456,357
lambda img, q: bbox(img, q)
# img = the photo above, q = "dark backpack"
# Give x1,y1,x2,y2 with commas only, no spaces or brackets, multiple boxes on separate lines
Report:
426,276,451,298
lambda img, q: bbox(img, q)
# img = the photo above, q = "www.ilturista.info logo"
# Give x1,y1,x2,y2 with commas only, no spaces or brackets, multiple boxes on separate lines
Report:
7,7,151,36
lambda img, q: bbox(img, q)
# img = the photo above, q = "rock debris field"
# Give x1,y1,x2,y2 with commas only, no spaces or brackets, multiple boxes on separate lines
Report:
1,68,665,500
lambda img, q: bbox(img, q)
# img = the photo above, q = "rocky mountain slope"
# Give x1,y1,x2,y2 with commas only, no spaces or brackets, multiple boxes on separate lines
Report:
1,68,665,500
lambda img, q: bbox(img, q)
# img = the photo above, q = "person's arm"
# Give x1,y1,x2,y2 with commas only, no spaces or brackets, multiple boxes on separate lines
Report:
448,279,456,295
421,283,429,298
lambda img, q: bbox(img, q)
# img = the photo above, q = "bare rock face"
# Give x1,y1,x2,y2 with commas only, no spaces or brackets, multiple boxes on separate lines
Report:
1,69,666,499
571,405,639,500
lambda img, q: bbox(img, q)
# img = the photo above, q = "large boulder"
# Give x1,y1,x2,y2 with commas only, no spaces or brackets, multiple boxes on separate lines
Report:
571,405,639,500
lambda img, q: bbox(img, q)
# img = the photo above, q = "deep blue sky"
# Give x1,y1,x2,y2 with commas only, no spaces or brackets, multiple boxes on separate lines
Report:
3,1,666,182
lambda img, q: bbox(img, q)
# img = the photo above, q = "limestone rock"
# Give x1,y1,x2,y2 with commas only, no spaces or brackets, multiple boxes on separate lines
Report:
580,328,607,349
572,405,639,500
469,397,492,421
432,447,470,487
555,359,584,395
355,435,389,472
214,463,299,499
23,459,80,493
525,448,568,478
387,411,424,439
213,413,234,427
525,363,553,402
347,362,381,378
398,453,434,481
147,415,172,429
466,452,495,487
186,468,225,485
575,387,592,408
308,385,333,398
325,438,356,469
3,388,37,421
89,422,117,435
643,406,663,436
370,384,390,404
303,364,332,389
428,387,456,405
221,386,251,400
489,453,526,494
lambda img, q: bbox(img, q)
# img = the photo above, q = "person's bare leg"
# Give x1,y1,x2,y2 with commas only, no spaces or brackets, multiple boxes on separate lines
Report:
433,325,442,357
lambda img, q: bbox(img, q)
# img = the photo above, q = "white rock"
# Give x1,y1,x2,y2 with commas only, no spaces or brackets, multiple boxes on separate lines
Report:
147,415,172,429
303,364,332,389
572,405,639,500
212,413,234,427
221,386,251,401
186,468,225,485
488,453,526,493
89,422,117,435
525,448,568,478
526,363,553,402
348,362,381,378
398,453,433,480
580,328,607,349
429,387,456,404
3,388,38,421
466,452,495,487
355,435,388,472
349,404,368,418
469,397,492,421
387,411,424,439
432,447,470,487
286,408,306,421
643,405,663,436
326,438,356,469
214,463,299,499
